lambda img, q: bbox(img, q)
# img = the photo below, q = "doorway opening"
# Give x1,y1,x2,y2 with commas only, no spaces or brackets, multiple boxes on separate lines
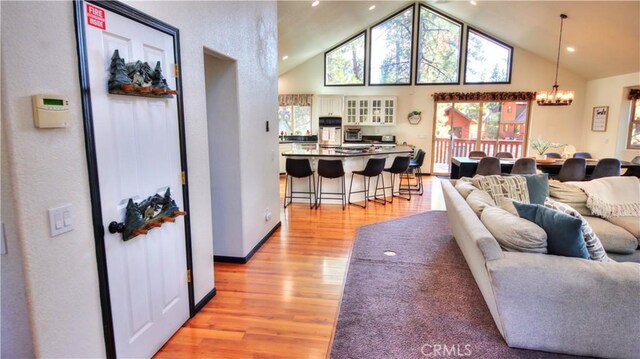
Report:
203,51,243,257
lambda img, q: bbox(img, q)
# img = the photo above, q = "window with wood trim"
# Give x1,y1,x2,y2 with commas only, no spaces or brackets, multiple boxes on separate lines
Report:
628,97,640,149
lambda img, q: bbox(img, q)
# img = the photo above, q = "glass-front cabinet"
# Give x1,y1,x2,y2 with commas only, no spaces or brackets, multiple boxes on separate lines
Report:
345,96,396,125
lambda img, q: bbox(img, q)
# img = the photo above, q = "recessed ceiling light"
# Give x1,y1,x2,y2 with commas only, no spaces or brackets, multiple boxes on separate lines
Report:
369,5,376,10
312,0,319,7
470,0,477,5
282,55,289,60
566,47,576,53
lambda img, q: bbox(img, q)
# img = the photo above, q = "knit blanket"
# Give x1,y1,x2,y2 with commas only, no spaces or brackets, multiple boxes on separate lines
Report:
568,177,640,218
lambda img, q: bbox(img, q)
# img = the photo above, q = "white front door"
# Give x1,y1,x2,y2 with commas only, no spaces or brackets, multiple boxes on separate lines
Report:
82,3,189,357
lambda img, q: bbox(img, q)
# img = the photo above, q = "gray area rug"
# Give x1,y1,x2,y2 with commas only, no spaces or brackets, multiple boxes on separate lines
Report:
330,211,581,359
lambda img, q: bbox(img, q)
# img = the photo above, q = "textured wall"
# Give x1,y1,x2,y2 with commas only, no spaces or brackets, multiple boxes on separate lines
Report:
1,0,279,356
279,46,588,171
579,72,640,160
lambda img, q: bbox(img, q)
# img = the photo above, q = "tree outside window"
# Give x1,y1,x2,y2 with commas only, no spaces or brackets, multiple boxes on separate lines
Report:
279,105,311,136
628,98,640,149
465,28,512,84
416,5,462,84
370,6,414,85
325,32,366,86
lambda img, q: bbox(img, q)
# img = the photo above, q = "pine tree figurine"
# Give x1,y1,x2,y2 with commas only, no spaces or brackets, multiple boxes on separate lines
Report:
108,50,133,92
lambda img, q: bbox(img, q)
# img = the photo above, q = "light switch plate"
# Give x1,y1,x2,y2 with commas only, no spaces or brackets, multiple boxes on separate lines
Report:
49,204,74,237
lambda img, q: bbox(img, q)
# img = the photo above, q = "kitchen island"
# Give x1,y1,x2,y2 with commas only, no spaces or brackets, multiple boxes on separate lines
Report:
281,146,414,205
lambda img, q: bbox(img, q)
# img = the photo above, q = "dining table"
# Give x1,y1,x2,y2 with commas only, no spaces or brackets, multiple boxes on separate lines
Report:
450,157,640,179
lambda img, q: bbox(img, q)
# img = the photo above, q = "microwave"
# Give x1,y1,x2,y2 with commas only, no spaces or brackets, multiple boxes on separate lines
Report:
345,129,362,141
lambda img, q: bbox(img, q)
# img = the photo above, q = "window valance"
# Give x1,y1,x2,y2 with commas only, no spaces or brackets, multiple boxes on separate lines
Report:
278,94,313,107
432,92,536,102
628,89,640,100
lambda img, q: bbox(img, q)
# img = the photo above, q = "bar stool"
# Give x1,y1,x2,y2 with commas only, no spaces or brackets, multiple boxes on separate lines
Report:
406,149,426,195
383,156,411,203
348,157,386,208
316,159,346,210
283,158,316,209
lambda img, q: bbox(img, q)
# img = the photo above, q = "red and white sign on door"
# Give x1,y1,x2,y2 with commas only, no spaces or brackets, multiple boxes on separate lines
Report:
86,4,106,30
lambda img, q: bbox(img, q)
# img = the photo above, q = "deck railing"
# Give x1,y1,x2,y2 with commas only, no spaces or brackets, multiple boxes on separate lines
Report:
433,138,524,170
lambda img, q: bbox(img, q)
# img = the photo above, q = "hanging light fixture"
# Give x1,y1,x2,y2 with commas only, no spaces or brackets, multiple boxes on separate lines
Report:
536,14,575,106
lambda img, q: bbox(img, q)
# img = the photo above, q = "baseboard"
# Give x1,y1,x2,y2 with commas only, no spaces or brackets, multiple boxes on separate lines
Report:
213,221,281,264
193,287,217,314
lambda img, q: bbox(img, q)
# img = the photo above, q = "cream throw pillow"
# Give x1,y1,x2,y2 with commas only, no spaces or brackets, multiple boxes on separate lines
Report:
455,180,477,199
481,207,547,253
466,189,496,217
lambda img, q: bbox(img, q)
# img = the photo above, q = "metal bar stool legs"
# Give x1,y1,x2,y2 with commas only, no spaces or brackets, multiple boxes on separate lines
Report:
316,175,346,209
283,158,316,209
384,156,412,203
348,158,387,209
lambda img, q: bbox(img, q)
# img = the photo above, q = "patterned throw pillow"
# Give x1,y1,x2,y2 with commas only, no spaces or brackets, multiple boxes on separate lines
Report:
544,198,612,262
473,175,530,204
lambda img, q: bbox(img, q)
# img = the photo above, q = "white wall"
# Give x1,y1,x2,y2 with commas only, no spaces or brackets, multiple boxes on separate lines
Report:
1,0,279,356
579,72,640,160
279,47,587,172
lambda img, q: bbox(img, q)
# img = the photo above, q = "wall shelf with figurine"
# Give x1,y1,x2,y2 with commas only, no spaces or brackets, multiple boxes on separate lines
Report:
108,188,186,241
108,49,177,99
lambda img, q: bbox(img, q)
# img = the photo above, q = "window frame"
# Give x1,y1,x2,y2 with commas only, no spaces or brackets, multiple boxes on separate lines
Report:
414,4,463,86
324,30,367,87
627,98,640,149
368,4,416,86
463,27,514,85
278,105,312,136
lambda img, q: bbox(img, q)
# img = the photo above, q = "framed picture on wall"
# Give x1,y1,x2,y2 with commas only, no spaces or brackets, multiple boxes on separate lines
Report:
591,106,608,132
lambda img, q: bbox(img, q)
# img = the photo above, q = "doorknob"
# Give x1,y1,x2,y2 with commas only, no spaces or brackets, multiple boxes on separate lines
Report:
108,221,125,234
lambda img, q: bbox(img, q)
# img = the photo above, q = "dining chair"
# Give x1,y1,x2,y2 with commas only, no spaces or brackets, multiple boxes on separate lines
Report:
591,158,621,179
573,152,593,159
557,158,586,182
511,158,537,175
631,156,640,165
476,157,501,176
545,152,562,159
495,152,513,159
468,150,487,158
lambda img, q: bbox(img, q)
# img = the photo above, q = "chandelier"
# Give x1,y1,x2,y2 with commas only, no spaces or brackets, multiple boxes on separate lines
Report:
536,14,574,106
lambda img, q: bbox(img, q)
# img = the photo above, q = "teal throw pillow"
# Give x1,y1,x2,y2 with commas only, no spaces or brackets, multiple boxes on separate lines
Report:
523,173,549,205
514,202,589,259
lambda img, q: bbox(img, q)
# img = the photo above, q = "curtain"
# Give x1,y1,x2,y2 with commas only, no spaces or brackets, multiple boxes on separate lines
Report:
278,94,313,106
432,92,536,102
628,89,640,100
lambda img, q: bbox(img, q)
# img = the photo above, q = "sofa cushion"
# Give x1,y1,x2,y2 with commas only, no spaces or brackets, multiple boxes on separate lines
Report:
514,203,590,259
562,202,593,216
455,179,477,199
497,197,519,216
607,216,640,241
545,199,611,262
549,180,588,203
481,207,547,253
473,175,530,204
466,189,496,217
584,216,638,254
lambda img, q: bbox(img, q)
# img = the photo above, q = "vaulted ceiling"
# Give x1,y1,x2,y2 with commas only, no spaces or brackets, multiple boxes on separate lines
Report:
278,1,640,81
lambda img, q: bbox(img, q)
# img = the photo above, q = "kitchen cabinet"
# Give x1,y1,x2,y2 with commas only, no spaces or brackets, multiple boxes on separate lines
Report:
345,96,396,126
317,95,343,117
279,143,293,174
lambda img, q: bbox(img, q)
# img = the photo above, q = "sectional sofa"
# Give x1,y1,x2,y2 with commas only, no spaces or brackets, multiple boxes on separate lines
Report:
441,179,640,358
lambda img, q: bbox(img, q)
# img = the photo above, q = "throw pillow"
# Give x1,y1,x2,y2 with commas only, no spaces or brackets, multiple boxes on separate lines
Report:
466,189,496,217
454,179,477,199
514,202,590,259
544,198,612,262
481,207,547,253
497,197,519,216
473,175,530,204
522,173,549,205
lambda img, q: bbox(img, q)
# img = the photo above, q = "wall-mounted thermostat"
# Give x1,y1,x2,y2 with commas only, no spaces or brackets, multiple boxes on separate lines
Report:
32,94,70,128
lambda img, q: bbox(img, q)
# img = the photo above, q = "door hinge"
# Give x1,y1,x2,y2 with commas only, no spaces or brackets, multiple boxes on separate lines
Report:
174,64,180,78
187,269,192,283
181,171,186,185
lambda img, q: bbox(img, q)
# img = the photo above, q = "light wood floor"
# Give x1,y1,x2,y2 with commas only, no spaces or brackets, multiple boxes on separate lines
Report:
156,175,445,358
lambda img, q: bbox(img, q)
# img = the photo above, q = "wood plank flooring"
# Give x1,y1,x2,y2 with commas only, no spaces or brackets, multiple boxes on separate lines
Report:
155,175,445,358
